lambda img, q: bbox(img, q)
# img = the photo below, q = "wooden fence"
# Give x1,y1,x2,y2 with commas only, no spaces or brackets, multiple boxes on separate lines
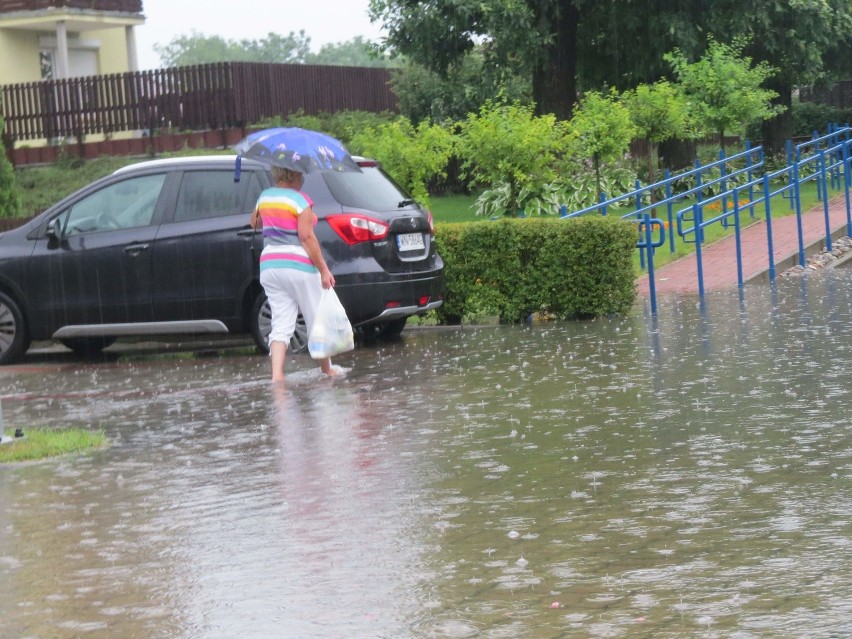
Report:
1,62,399,145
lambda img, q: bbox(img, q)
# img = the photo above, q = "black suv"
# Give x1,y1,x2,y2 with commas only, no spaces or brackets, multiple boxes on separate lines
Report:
0,155,444,364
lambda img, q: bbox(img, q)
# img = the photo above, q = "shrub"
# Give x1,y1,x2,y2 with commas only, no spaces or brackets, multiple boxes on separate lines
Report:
349,117,454,207
0,120,21,219
434,216,636,324
456,101,570,217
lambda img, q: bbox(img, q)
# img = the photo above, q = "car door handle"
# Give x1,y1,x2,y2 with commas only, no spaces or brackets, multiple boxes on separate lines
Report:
124,243,150,254
237,229,257,237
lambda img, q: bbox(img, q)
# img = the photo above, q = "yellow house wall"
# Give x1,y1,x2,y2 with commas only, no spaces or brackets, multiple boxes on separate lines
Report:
96,28,130,74
0,26,133,85
0,30,42,85
1,26,137,146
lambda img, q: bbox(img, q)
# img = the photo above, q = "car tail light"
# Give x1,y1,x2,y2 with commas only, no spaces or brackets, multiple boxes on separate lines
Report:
426,209,435,235
327,214,389,245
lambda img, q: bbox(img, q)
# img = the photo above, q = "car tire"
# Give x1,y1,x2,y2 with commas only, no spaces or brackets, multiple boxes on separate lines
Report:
249,293,308,355
59,337,116,357
0,292,29,365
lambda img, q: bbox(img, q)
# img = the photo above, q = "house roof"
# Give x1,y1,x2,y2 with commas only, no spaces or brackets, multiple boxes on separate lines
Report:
0,1,144,32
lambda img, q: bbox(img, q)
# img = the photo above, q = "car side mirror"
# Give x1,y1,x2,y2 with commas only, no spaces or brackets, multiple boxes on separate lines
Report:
46,218,63,241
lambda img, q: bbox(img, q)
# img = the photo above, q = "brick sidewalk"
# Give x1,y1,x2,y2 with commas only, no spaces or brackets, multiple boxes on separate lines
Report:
635,194,852,296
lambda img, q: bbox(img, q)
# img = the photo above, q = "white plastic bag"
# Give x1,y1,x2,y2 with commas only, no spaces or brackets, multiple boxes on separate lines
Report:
308,288,354,359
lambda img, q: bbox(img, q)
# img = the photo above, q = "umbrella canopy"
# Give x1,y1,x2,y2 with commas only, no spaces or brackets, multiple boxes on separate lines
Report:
233,127,361,173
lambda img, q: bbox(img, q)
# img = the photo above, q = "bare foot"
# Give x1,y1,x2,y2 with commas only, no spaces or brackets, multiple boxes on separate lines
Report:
320,358,336,376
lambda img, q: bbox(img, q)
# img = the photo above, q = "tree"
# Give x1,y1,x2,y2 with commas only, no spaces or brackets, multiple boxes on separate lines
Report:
155,30,311,67
390,49,531,124
369,0,579,119
568,90,636,199
305,36,400,68
575,1,706,91
707,0,852,154
623,80,694,185
665,37,781,153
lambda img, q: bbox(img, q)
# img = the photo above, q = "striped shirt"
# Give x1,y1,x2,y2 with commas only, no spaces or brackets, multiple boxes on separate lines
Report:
255,187,318,273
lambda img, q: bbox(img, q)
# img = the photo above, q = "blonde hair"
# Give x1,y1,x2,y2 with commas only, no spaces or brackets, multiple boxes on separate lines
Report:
271,166,303,185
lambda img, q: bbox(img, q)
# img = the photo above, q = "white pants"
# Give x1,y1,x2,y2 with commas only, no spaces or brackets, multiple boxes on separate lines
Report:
260,266,323,347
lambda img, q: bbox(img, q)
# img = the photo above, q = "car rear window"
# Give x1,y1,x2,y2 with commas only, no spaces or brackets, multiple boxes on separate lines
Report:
321,167,411,211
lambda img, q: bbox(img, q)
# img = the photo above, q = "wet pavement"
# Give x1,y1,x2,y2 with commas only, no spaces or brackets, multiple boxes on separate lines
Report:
636,193,852,295
1,267,851,638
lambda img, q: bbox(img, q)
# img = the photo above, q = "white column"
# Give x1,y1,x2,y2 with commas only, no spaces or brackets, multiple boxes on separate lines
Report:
55,20,70,78
125,25,139,71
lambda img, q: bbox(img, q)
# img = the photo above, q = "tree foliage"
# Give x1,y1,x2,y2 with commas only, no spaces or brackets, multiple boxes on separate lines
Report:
369,0,576,118
155,30,312,66
665,37,782,151
390,50,530,124
349,117,454,207
154,32,396,68
623,80,694,183
306,36,399,68
567,90,636,197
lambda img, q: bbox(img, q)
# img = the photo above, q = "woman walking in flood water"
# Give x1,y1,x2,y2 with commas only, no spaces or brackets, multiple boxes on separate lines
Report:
251,164,336,382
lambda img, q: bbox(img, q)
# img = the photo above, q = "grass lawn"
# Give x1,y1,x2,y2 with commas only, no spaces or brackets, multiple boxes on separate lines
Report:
429,192,482,223
0,428,107,463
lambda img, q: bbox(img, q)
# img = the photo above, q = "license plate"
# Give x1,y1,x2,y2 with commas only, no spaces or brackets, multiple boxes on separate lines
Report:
397,232,425,251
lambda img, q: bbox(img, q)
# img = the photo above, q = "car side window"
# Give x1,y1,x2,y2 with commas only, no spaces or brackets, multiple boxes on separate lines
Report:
174,170,247,222
61,173,167,235
245,172,263,213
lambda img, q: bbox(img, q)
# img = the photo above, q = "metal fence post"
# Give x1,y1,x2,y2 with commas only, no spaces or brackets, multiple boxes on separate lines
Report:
763,174,776,283
643,213,658,315
664,169,675,253
843,140,852,237
693,204,705,298
819,151,833,252
793,161,807,266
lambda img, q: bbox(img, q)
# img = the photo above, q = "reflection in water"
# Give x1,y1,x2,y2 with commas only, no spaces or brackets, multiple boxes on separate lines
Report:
1,268,850,638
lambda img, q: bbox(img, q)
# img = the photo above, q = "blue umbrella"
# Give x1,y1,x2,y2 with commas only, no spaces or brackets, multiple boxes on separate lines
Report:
233,127,361,174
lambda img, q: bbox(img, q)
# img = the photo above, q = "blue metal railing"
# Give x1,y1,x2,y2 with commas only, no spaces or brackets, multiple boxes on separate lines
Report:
560,126,852,314
561,144,764,260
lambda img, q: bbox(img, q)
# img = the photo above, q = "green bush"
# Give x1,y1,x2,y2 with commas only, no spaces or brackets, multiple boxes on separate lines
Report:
434,216,637,324
791,101,852,137
456,101,570,217
0,119,21,219
745,100,852,141
349,116,454,207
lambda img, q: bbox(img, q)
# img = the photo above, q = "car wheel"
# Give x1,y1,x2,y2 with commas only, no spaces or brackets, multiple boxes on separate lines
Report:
59,337,116,357
249,293,308,355
357,317,407,343
289,315,308,354
0,292,29,365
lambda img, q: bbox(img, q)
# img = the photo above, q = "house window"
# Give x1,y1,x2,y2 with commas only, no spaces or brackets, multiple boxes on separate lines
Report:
40,50,55,80
38,36,100,79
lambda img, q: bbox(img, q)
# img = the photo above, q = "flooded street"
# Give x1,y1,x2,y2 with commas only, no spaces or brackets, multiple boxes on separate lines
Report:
1,269,851,638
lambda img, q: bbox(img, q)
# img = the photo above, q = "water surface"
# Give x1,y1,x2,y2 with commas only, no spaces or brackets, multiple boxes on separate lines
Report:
1,269,850,638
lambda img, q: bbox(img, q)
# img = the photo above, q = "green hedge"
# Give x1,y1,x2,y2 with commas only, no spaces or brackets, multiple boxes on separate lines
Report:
434,216,637,324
